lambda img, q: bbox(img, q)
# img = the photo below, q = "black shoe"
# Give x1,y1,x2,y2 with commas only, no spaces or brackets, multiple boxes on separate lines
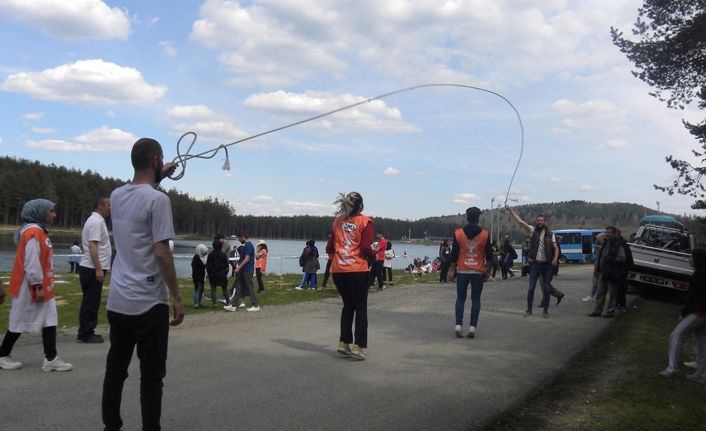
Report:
78,334,104,344
588,312,601,317
556,294,565,305
603,313,615,318
257,290,264,293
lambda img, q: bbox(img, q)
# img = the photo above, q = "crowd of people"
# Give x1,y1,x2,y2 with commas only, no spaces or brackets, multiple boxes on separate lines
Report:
0,138,704,430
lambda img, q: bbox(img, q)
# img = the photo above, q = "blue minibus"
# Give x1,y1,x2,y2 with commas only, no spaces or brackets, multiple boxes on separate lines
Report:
553,229,606,263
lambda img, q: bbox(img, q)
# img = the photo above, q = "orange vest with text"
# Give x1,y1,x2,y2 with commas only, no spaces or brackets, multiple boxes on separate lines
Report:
256,248,268,272
331,214,370,273
454,228,489,272
9,224,55,302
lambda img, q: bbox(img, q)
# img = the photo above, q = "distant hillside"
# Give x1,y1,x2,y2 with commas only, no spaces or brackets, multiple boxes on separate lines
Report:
417,200,674,243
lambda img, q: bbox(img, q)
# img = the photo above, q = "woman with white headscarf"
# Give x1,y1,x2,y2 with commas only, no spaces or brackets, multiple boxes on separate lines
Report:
191,244,209,308
0,199,72,372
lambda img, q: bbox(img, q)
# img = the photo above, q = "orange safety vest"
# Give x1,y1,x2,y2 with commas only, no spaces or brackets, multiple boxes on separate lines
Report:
454,228,489,272
9,224,55,302
331,214,370,273
256,248,268,272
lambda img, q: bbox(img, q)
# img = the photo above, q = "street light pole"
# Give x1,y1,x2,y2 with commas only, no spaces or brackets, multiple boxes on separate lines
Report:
490,197,495,244
496,203,502,243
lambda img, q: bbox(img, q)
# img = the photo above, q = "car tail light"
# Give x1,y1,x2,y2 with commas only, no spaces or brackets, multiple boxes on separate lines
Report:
672,280,689,290
627,271,636,279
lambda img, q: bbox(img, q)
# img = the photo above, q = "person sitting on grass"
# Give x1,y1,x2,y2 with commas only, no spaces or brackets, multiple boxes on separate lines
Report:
659,248,706,383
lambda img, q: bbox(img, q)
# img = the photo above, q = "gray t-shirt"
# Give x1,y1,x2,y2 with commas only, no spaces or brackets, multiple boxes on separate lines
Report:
79,212,112,270
107,184,175,315
528,226,556,262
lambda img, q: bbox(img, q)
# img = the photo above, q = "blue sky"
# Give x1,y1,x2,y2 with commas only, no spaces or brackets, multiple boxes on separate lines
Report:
0,0,702,219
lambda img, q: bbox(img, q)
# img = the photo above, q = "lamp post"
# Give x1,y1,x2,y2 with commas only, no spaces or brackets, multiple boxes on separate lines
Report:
490,197,495,244
496,203,502,243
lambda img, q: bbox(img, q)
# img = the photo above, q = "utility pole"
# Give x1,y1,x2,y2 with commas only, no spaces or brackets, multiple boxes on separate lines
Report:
656,201,661,214
490,197,495,243
496,203,502,242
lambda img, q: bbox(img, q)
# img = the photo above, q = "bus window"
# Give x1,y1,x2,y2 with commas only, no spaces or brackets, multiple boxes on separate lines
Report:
581,235,593,254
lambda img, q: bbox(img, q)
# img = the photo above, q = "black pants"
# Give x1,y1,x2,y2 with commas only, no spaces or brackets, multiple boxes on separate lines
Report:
439,261,450,282
617,280,627,308
78,265,105,339
334,272,369,348
0,326,57,360
208,278,229,305
370,261,384,289
384,266,393,283
102,304,169,431
322,259,333,288
256,268,265,292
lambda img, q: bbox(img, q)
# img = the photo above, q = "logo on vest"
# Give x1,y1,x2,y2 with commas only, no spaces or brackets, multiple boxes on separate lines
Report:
45,238,52,248
342,222,357,232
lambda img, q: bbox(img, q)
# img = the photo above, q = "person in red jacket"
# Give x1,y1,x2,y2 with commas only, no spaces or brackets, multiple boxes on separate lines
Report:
327,192,375,360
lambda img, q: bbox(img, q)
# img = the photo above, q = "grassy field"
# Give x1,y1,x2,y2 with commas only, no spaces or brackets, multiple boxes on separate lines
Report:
0,269,435,333
482,292,706,431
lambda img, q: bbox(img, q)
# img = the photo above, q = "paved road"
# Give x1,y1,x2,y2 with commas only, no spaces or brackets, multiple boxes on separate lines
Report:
2,265,615,430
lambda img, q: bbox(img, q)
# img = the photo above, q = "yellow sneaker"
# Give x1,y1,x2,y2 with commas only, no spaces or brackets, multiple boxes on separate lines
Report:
337,342,352,356
351,344,367,360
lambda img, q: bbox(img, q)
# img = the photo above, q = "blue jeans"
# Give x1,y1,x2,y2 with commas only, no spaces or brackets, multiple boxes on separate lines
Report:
300,272,317,289
528,262,553,313
455,273,485,326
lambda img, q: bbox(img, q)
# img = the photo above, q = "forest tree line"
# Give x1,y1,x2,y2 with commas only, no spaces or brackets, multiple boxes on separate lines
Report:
1,156,701,242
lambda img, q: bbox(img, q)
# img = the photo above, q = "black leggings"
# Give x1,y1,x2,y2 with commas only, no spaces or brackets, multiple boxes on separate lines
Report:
385,267,393,283
0,327,57,360
334,272,369,348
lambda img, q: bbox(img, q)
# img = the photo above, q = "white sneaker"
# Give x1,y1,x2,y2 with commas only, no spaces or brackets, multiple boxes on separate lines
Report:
223,305,237,312
581,295,594,302
246,306,260,312
684,361,698,369
237,302,246,308
294,286,304,290
468,326,476,339
454,325,463,338
217,298,228,304
0,356,23,370
42,356,72,372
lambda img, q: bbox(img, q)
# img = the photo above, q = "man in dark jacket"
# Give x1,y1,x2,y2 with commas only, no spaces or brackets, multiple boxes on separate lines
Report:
589,226,627,318
439,239,452,283
206,240,229,307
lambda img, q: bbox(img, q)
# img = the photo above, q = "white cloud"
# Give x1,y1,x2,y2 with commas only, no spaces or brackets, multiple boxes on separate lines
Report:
167,104,215,121
410,171,426,177
22,112,44,121
167,104,260,149
106,110,116,118
316,178,342,185
234,194,334,216
26,125,136,152
31,126,56,134
580,184,594,192
551,98,628,133
0,0,131,41
0,137,3,144
158,40,177,58
1,59,167,105
189,0,632,87
453,193,479,204
244,90,419,133
383,167,400,176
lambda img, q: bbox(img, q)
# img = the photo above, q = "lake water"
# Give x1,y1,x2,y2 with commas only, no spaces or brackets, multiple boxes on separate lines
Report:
0,233,447,278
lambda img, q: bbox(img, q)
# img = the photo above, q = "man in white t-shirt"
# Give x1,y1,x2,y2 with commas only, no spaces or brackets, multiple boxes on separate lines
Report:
77,195,112,343
102,138,183,431
506,206,559,318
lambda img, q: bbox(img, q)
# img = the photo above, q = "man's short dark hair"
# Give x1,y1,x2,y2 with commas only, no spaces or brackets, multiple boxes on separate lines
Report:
238,231,249,238
466,206,481,223
605,225,617,234
93,195,110,210
214,233,225,240
131,138,163,170
536,214,546,219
